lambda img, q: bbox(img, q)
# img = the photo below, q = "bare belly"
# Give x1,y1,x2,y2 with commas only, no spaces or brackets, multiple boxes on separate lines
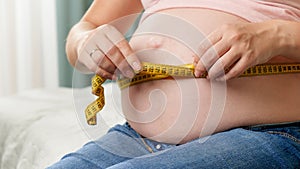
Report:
123,8,300,144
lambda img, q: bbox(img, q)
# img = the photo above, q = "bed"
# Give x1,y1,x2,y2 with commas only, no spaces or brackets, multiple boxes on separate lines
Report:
0,82,125,169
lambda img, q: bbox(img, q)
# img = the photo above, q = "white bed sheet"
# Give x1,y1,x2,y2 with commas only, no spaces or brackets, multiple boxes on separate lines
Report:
0,83,125,169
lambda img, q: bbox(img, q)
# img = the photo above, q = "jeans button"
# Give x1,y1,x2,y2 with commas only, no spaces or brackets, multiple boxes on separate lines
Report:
156,144,161,150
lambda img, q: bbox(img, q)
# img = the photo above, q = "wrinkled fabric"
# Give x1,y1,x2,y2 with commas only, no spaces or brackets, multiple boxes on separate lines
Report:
140,0,300,22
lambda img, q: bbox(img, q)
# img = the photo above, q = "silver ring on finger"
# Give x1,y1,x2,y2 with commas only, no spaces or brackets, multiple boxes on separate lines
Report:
89,48,101,58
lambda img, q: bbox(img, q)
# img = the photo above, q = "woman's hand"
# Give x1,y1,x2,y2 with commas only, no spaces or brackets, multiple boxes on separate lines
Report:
77,24,141,80
194,21,282,81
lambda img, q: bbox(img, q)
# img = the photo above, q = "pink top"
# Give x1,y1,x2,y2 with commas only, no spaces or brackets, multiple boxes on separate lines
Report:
140,0,300,22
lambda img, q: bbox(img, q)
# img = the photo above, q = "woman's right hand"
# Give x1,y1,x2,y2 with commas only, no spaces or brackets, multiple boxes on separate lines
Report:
77,24,142,80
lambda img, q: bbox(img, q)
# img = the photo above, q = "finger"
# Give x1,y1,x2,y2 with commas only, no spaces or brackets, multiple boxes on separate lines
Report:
105,44,135,78
81,45,115,79
115,40,142,73
196,43,230,78
102,25,142,72
83,48,114,79
90,48,116,75
94,67,114,79
194,59,206,78
91,31,133,78
82,58,98,73
78,47,100,73
223,57,251,81
76,37,101,73
97,56,116,75
202,38,232,68
197,28,223,57
208,48,241,80
193,54,200,64
200,46,219,71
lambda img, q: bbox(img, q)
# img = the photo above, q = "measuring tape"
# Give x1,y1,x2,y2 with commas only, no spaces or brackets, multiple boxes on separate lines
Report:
85,62,300,125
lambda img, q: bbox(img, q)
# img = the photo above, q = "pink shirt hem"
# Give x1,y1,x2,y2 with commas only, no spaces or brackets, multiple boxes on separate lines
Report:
140,0,300,22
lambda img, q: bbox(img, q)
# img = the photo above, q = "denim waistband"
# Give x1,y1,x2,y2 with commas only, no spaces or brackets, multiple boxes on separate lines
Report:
122,121,300,153
242,121,300,131
242,121,300,144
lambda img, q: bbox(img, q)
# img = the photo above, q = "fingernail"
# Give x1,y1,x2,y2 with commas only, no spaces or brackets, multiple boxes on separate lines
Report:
193,62,197,67
126,70,134,78
215,77,222,81
132,61,141,71
112,74,117,81
216,75,228,81
194,71,200,77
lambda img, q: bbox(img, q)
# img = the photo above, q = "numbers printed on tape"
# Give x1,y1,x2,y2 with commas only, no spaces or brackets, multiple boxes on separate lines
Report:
85,62,300,125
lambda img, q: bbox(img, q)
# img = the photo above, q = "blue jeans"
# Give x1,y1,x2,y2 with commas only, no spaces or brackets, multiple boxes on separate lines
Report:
48,122,300,169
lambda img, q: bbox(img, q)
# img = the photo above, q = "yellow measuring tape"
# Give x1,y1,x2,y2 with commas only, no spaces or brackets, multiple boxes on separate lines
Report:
85,62,300,125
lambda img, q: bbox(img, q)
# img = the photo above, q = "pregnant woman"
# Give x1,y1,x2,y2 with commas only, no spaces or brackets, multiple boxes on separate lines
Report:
49,0,300,168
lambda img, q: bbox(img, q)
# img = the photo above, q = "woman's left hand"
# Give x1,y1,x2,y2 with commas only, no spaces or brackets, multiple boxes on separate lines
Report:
194,21,281,80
